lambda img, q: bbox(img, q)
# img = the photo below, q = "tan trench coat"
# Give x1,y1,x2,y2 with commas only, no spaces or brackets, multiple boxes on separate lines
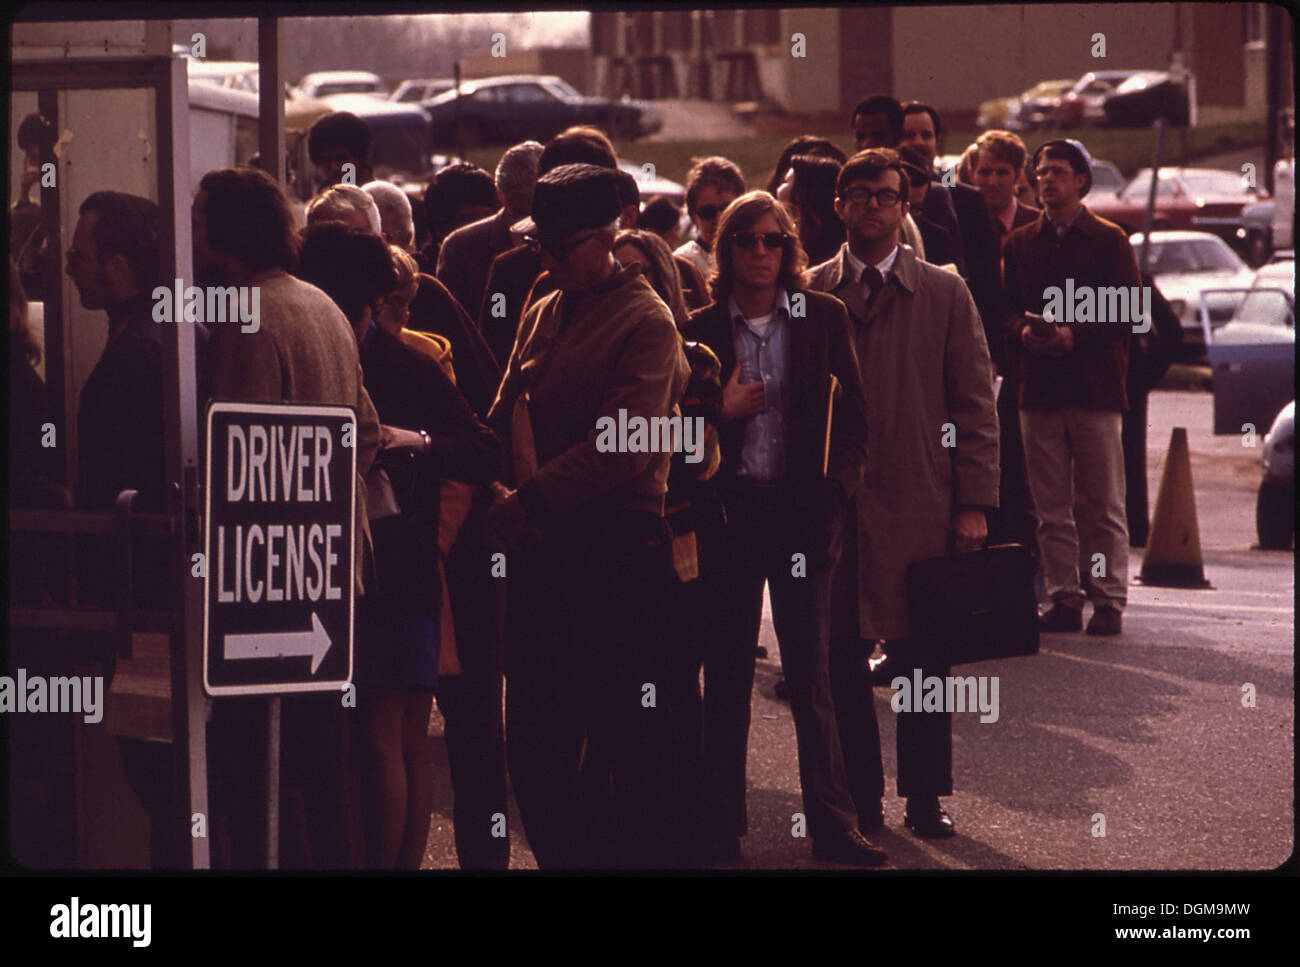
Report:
807,244,1000,639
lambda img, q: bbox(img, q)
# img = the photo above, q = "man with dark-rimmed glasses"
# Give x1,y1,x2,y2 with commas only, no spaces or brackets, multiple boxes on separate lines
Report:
809,148,999,842
680,190,883,867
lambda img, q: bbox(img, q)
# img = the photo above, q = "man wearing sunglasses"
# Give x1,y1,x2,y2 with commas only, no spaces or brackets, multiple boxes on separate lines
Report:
674,156,746,286
680,191,882,867
809,149,1000,842
487,163,690,869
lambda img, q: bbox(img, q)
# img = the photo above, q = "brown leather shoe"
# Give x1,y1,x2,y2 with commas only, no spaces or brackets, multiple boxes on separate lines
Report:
812,828,888,866
1086,605,1123,636
1039,602,1083,632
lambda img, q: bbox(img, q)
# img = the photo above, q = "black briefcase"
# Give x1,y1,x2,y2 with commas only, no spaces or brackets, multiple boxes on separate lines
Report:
904,543,1039,666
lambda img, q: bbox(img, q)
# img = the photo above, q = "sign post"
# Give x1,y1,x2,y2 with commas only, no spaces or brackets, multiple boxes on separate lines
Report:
203,401,357,869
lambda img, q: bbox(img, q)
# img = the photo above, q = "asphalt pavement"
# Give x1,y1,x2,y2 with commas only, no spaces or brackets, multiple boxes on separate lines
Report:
420,387,1294,871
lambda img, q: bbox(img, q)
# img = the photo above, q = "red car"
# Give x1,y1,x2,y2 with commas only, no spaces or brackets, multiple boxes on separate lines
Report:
1052,70,1146,128
1088,167,1266,245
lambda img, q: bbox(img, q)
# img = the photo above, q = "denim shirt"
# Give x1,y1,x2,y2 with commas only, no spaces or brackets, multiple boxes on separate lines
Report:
729,289,791,483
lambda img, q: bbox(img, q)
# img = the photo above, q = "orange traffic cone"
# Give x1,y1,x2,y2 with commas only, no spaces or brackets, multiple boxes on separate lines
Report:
1139,427,1211,588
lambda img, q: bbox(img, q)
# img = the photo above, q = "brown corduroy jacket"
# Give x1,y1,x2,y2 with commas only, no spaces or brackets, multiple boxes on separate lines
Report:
1002,205,1137,412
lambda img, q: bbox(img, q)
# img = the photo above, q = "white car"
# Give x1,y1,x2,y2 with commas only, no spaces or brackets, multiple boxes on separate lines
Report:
293,71,388,101
391,78,456,104
619,161,685,208
1130,230,1256,342
187,59,261,95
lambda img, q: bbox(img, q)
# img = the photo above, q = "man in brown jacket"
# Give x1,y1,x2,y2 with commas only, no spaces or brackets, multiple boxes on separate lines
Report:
1003,139,1135,637
809,149,1000,839
487,164,689,869
681,190,883,867
197,167,381,869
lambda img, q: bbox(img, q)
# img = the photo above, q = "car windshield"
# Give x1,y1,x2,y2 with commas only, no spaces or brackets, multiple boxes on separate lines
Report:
1091,164,1124,191
1180,170,1249,197
541,77,581,100
1114,73,1165,93
1121,170,1174,199
1148,238,1245,273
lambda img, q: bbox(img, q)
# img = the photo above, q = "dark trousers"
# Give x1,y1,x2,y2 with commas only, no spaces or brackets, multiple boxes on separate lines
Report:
1122,390,1150,547
993,377,1038,549
701,483,857,842
504,513,678,869
436,511,510,870
829,517,953,811
208,692,362,869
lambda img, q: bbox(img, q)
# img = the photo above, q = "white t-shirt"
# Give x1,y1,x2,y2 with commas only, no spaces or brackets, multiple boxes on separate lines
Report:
745,311,775,338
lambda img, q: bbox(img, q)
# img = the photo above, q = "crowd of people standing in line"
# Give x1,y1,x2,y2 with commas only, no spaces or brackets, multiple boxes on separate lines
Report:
9,87,1184,869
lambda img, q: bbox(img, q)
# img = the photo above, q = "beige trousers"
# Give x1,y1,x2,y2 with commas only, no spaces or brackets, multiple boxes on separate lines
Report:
1020,407,1129,611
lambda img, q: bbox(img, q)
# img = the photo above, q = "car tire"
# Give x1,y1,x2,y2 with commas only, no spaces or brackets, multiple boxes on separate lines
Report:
1245,229,1272,268
1256,480,1294,549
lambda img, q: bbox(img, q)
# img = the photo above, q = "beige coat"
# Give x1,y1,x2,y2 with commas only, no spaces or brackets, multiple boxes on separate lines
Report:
807,244,999,639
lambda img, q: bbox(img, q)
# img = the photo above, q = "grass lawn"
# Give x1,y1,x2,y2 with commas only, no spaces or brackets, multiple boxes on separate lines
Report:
464,120,1266,192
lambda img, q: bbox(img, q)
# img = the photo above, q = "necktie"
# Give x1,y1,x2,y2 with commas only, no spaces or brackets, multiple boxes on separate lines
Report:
861,266,885,310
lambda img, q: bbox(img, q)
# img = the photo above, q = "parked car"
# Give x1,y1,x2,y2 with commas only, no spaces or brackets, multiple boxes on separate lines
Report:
1130,231,1256,352
1197,262,1294,436
1256,400,1295,549
977,94,1020,130
293,71,388,101
619,161,685,208
1101,71,1190,126
1090,167,1263,243
391,78,456,104
1006,79,1076,131
187,59,261,95
422,74,662,148
1237,199,1276,267
1052,70,1146,128
285,94,433,194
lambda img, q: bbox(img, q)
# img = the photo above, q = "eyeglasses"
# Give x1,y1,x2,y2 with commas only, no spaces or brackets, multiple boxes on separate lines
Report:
1035,164,1075,180
525,229,603,260
840,187,903,208
732,231,788,251
692,205,723,220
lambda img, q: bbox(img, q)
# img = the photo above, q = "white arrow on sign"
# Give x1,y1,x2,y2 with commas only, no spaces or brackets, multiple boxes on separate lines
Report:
224,612,332,674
